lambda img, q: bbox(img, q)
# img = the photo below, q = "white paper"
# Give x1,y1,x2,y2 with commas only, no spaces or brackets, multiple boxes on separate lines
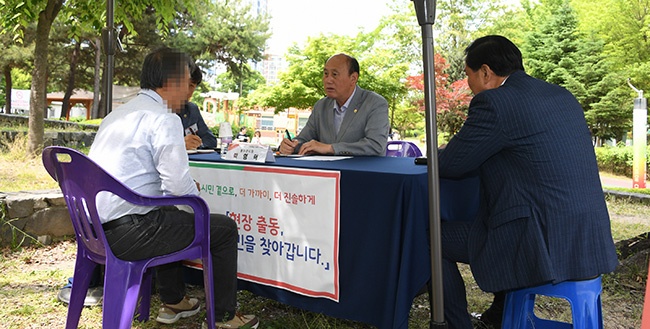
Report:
294,156,352,161
223,143,275,163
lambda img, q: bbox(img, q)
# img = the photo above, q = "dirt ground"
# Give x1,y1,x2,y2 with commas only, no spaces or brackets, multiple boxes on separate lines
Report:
3,211,648,329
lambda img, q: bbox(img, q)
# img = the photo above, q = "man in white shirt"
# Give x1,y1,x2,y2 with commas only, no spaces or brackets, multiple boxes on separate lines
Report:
89,47,258,329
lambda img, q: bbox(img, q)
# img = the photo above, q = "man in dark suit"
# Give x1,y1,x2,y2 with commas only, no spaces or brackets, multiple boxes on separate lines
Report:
438,35,618,329
178,62,217,150
279,53,389,156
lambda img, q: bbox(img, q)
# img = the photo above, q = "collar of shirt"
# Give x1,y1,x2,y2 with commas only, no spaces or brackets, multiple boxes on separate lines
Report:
333,87,357,114
138,89,166,109
500,76,510,86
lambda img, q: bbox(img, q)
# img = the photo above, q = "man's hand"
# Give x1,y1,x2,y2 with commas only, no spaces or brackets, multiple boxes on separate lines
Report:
298,140,334,155
185,135,202,150
279,138,299,154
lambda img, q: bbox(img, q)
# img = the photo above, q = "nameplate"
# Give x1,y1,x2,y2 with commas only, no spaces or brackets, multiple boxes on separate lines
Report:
223,143,276,163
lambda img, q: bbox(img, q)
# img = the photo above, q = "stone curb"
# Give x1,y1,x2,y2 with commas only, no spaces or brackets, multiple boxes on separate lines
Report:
604,189,650,205
2,188,648,247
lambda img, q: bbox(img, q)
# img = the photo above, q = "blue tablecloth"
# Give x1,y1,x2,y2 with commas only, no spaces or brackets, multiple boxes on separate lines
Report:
188,154,479,329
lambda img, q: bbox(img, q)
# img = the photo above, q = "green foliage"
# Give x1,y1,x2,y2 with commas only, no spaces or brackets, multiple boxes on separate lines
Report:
436,0,513,81
2,0,648,152
573,0,650,101
521,0,630,143
10,68,32,90
210,123,240,139
78,118,102,125
595,145,650,179
391,100,425,138
606,187,650,196
586,80,634,143
243,34,356,112
169,0,270,88
242,4,418,132
524,2,595,96
214,64,266,97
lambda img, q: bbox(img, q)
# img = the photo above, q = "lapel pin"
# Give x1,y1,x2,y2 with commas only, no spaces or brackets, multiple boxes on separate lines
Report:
353,109,358,113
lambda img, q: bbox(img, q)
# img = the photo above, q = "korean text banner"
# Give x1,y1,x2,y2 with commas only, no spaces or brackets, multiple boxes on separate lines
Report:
189,162,341,301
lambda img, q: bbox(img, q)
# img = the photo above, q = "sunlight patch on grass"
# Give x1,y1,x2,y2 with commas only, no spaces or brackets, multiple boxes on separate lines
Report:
0,134,59,192
607,199,650,217
611,221,650,242
607,187,650,195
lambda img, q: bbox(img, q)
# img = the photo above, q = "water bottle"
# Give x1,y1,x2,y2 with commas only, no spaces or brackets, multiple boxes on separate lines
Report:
220,137,232,156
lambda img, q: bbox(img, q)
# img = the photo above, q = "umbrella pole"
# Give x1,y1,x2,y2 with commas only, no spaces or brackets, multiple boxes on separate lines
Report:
101,0,115,115
412,0,446,328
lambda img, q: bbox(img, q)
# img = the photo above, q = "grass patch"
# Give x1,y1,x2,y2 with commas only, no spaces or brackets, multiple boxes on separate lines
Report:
0,136,648,328
607,198,650,217
606,186,650,195
0,134,59,192
1,198,645,329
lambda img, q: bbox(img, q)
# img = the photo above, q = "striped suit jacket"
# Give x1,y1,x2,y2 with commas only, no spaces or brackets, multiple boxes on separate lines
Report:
295,86,389,156
439,70,618,292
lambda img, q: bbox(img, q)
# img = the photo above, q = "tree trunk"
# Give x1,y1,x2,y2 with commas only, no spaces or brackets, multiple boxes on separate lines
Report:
91,37,101,119
98,66,107,119
3,66,12,114
27,0,63,156
390,95,396,133
60,41,81,120
238,62,244,96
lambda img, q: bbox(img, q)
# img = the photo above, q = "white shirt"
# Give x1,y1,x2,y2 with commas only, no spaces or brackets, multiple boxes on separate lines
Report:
89,89,198,223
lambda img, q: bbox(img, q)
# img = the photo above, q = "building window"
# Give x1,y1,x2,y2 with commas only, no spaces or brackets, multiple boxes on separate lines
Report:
260,116,274,130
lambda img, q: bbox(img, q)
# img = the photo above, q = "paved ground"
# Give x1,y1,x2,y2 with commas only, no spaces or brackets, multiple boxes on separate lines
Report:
601,175,648,189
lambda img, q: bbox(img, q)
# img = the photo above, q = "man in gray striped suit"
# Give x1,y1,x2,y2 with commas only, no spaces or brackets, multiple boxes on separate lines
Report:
279,53,389,156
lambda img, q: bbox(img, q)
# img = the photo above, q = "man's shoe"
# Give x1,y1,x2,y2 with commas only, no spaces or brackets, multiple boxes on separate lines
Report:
203,312,259,329
155,296,201,324
57,286,103,307
57,277,103,307
470,307,503,329
480,303,503,328
471,312,494,329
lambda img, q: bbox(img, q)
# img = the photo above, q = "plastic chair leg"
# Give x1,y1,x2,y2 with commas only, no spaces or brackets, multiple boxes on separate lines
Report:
102,264,147,329
65,258,97,329
136,269,154,322
501,277,603,329
202,255,216,329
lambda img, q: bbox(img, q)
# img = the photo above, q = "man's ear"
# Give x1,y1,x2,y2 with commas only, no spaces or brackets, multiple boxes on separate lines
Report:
480,64,501,88
480,64,492,80
350,72,359,84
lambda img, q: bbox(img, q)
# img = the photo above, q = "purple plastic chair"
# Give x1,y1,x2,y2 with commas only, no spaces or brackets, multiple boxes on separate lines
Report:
42,146,216,329
385,140,423,157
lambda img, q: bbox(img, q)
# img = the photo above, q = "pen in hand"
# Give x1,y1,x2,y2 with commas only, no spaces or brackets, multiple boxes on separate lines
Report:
285,129,292,141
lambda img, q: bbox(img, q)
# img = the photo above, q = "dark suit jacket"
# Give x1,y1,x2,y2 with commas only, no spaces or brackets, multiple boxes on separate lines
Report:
178,102,217,148
439,71,618,292
295,86,389,156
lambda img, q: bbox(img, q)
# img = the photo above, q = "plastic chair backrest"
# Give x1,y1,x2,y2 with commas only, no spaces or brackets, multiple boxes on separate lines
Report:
385,140,423,157
42,146,216,329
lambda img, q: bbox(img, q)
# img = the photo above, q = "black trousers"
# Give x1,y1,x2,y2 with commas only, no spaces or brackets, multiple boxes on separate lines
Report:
104,207,238,321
